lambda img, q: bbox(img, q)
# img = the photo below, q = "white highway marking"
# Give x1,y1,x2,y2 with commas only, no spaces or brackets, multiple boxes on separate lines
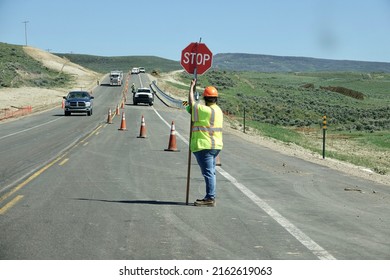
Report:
217,167,336,260
0,117,63,141
153,106,336,260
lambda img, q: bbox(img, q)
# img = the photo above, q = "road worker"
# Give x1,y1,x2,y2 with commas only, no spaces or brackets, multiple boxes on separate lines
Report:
131,83,136,95
188,79,223,207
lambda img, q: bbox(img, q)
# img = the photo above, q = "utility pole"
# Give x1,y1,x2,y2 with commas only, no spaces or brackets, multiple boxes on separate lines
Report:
322,114,327,159
22,21,29,46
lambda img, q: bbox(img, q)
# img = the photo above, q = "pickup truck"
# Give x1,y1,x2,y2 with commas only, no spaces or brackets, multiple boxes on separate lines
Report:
131,67,139,74
133,88,154,106
63,91,94,116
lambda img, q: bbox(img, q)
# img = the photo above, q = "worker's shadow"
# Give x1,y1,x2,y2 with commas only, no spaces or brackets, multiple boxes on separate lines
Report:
74,198,189,206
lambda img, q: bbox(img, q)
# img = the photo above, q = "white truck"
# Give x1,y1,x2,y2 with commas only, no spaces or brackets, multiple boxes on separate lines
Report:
109,71,123,86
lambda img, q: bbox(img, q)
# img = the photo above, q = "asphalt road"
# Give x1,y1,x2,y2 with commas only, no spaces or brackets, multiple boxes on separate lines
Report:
0,73,389,260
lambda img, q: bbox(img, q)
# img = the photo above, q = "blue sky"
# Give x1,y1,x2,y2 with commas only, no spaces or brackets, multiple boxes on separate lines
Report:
1,0,389,62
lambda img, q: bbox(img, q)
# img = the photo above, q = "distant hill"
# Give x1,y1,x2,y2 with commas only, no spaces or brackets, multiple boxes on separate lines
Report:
55,53,181,74
213,53,390,72
55,51,390,74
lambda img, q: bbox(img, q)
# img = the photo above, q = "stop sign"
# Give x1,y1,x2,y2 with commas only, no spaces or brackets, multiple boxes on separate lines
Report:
181,42,213,75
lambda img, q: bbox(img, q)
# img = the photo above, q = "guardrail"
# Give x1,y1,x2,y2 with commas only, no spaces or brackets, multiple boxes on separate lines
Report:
150,81,185,109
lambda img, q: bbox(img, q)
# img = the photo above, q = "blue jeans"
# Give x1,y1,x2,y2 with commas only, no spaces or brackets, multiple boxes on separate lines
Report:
193,149,220,200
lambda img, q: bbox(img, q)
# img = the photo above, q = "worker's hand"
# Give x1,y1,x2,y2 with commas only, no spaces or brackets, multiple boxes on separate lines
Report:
191,79,197,89
189,79,196,105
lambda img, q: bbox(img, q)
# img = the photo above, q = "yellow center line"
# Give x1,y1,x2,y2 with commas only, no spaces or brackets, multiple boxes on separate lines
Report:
0,124,103,209
0,195,24,215
59,158,69,166
0,155,64,204
89,125,102,138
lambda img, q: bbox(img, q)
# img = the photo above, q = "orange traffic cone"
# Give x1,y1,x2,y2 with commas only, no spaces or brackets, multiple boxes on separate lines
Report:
164,121,180,152
107,108,113,124
137,115,147,138
118,112,127,130
61,99,65,109
116,104,120,116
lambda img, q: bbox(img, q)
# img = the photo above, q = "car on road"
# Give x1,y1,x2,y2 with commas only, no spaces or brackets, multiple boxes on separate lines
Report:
139,67,145,73
131,67,139,74
63,91,94,116
133,87,154,106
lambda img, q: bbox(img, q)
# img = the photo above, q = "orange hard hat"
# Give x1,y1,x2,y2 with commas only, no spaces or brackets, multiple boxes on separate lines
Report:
203,86,218,97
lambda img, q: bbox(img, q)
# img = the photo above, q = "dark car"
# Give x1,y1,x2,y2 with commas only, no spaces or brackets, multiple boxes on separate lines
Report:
63,91,94,116
133,88,154,106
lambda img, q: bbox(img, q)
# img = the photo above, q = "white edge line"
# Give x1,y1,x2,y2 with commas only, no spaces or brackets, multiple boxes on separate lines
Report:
153,107,189,145
153,106,336,260
217,167,336,260
0,117,63,140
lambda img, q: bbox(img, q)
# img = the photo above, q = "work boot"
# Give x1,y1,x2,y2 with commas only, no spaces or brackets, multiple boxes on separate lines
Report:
194,198,216,207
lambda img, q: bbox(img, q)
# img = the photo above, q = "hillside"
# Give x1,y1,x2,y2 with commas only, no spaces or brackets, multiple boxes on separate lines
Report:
213,53,390,72
54,51,390,74
0,42,72,88
0,43,100,117
55,53,182,74
0,42,100,89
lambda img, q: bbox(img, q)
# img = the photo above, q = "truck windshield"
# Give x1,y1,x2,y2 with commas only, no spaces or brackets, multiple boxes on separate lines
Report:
68,92,89,99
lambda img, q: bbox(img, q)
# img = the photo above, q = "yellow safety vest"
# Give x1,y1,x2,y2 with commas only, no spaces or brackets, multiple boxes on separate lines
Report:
190,103,223,152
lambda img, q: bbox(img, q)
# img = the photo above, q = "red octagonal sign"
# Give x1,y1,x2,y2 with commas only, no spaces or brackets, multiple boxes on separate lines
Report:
181,42,213,75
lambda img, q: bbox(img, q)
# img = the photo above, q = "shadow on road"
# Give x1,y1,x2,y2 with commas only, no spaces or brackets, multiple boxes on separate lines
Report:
73,198,189,206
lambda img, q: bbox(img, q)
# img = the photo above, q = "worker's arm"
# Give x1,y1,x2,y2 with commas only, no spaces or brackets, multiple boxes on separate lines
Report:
188,79,196,106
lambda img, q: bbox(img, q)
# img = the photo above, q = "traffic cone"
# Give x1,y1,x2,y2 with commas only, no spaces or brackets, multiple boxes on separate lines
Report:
137,115,147,138
61,99,65,109
164,121,180,152
118,112,127,130
116,104,120,116
107,108,113,124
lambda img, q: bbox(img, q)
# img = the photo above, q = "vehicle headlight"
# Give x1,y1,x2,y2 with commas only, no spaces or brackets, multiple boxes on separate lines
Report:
65,101,70,106
85,102,91,107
